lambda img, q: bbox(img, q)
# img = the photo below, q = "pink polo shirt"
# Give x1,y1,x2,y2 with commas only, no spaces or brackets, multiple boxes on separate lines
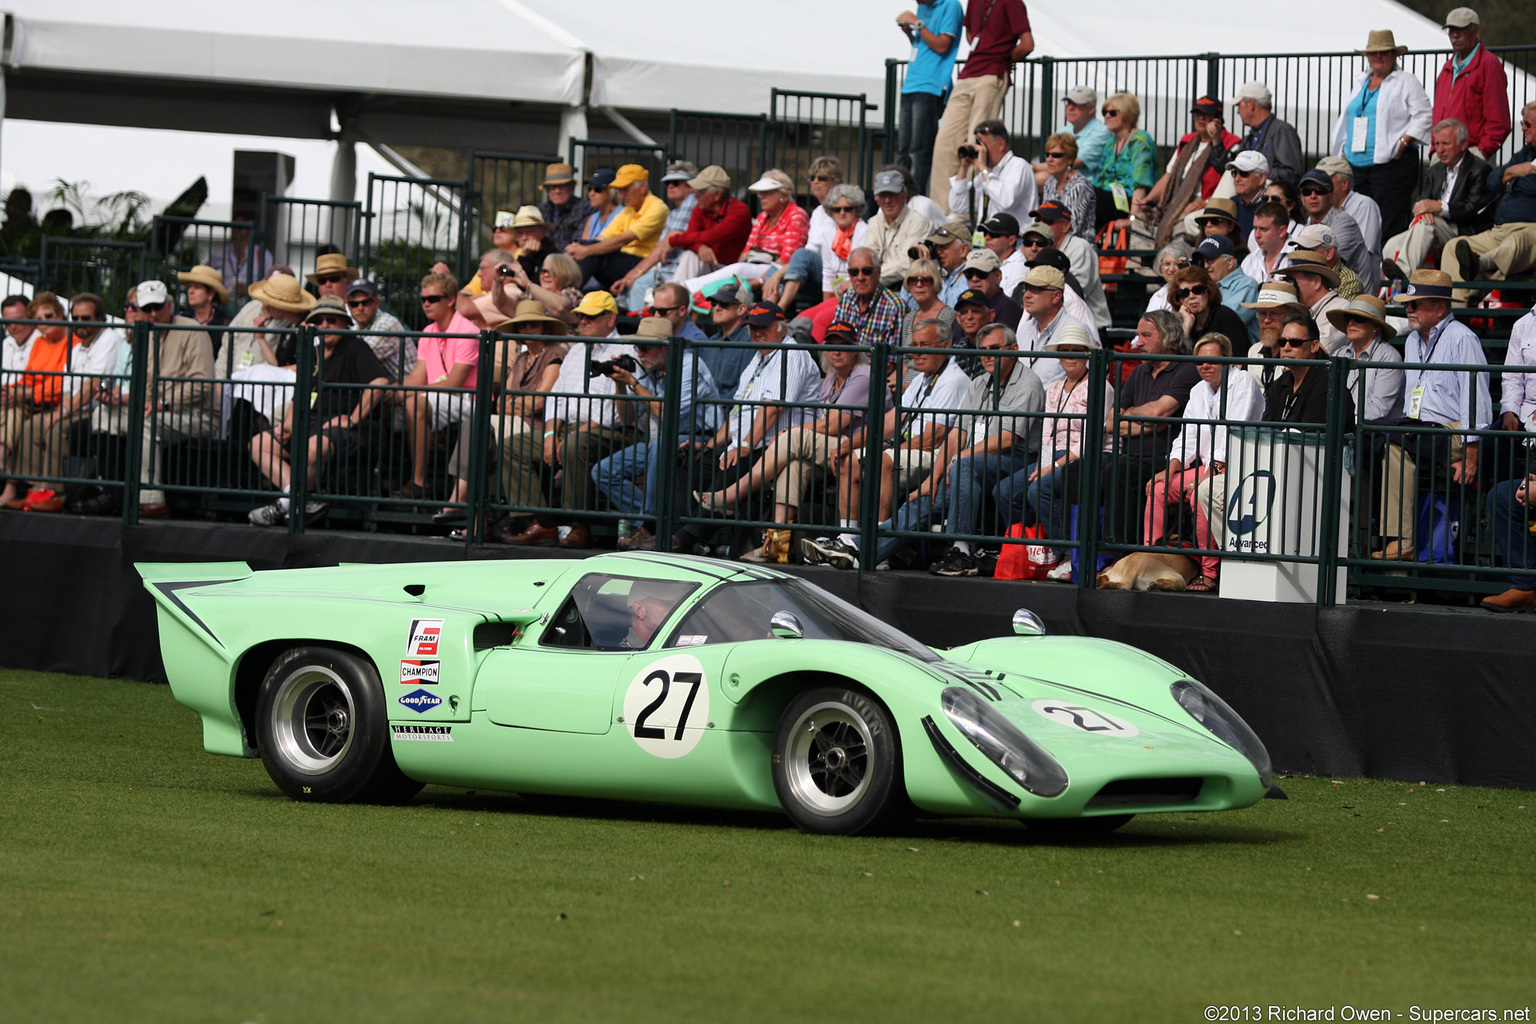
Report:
420,311,479,390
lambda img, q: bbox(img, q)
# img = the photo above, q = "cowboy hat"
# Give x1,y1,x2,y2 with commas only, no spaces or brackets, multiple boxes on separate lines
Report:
176,264,229,303
1325,294,1397,338
1391,269,1455,303
305,252,361,284
1274,251,1341,289
632,317,674,344
248,273,319,313
302,295,354,327
509,206,548,230
1194,197,1240,227
1241,279,1308,312
1356,29,1408,55
505,299,568,335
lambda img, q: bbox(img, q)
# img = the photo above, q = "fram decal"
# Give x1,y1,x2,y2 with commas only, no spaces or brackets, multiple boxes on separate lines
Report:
392,725,453,742
400,659,440,684
398,689,443,714
407,618,444,656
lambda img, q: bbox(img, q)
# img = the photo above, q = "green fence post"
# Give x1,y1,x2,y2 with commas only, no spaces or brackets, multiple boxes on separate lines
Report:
1315,357,1347,607
462,329,498,547
652,336,686,550
1038,57,1055,160
883,59,899,166
123,319,151,524
288,324,315,535
1203,52,1221,102
1078,346,1109,586
858,335,891,571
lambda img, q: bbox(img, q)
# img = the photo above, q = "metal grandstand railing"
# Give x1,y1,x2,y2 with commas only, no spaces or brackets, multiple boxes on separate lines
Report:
466,151,559,246
260,194,366,276
37,237,144,313
361,173,475,331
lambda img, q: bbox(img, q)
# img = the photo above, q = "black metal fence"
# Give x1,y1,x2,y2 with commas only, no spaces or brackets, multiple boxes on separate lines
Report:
5,314,1531,608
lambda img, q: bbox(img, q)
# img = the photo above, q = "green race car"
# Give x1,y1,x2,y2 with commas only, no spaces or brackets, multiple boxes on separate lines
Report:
139,552,1274,835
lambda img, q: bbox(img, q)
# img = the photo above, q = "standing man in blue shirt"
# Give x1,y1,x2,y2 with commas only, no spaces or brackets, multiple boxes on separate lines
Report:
896,0,964,196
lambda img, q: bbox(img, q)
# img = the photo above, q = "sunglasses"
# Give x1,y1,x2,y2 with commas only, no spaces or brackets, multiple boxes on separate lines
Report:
1524,120,1534,129
311,318,350,329
811,174,835,182
1278,337,1310,348
847,266,876,277
124,304,142,313
649,304,685,315
1021,238,1046,247
1045,151,1068,159
420,294,450,304
1232,169,1259,177
139,302,168,313
347,298,375,308
1102,109,1120,117
1175,285,1209,300
1299,187,1330,197
906,276,935,287
963,269,992,279
316,274,349,285
830,205,860,213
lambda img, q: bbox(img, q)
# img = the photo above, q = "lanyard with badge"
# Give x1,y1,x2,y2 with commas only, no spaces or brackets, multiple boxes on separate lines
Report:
1351,82,1379,155
729,353,775,436
895,371,941,443
1407,323,1444,420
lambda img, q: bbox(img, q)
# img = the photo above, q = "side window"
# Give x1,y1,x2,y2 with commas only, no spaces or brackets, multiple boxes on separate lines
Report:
539,573,697,651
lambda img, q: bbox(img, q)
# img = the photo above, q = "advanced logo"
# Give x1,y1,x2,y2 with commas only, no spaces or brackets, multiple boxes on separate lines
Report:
407,618,444,657
398,689,443,714
400,659,440,685
1226,470,1277,538
392,725,453,742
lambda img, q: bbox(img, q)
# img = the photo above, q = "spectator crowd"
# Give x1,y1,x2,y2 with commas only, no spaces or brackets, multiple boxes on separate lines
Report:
5,3,1536,612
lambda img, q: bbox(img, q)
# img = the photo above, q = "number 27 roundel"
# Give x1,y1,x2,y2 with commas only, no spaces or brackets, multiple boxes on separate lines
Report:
623,654,711,759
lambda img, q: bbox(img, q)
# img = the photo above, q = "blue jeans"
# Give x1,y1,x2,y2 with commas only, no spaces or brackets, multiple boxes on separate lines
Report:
947,449,1033,540
1012,450,1079,556
623,268,657,313
592,440,656,518
1487,479,1536,590
898,91,945,196
783,247,822,291
873,489,945,566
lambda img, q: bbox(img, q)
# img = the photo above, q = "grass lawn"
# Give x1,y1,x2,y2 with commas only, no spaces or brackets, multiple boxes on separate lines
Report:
1,670,1531,1024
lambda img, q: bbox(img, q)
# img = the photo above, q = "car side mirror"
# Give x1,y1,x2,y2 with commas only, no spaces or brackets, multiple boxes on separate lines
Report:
770,611,804,639
1012,609,1046,636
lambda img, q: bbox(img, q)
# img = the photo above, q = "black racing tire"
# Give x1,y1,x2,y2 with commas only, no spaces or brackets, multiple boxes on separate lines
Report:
1023,814,1134,836
254,645,423,804
771,687,905,835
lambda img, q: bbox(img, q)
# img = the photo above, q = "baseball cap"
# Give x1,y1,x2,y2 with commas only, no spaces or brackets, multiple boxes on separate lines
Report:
824,319,860,344
927,219,970,246
963,249,1001,274
136,280,169,305
1444,7,1479,28
954,288,989,309
1316,155,1354,179
585,167,617,190
660,160,699,183
980,212,1021,236
1191,96,1223,118
872,169,906,195
572,291,618,317
1021,222,1054,243
1194,235,1236,261
1026,247,1070,272
346,278,379,297
1031,201,1070,223
1299,169,1335,192
743,300,786,327
1022,265,1066,291
612,164,650,189
688,165,732,191
1231,150,1269,175
1063,85,1097,106
1293,223,1338,250
1229,81,1272,106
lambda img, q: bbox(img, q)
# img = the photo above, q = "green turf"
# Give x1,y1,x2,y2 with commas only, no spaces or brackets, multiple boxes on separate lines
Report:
1,670,1531,1023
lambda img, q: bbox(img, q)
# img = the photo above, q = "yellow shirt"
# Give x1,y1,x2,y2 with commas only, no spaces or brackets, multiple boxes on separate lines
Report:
600,193,668,258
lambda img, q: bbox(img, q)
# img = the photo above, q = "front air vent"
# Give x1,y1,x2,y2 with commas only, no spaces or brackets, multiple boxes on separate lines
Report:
1085,777,1204,809
473,621,521,650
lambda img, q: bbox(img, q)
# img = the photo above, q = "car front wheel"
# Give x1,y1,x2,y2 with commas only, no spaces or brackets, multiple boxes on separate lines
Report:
255,646,422,803
772,687,905,835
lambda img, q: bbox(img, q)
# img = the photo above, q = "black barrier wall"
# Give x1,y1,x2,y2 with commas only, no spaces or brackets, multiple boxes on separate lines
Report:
3,515,1532,790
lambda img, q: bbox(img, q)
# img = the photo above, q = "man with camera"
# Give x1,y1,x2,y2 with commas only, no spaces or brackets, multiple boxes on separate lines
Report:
500,291,642,547
948,119,1036,234
592,315,722,551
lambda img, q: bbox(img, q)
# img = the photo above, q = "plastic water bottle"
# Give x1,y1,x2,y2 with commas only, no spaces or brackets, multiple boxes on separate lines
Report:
617,519,632,548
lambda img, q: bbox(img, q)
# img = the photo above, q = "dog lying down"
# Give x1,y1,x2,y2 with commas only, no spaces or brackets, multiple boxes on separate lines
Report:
1096,551,1199,591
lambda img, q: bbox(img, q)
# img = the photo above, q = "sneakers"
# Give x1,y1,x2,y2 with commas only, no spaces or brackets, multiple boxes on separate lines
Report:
249,501,286,526
929,547,978,577
1046,559,1074,582
801,536,858,569
303,500,328,520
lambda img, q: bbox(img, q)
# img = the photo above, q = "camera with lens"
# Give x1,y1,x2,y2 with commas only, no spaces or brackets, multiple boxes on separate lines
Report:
588,354,639,378
496,263,520,278
958,144,978,161
907,243,933,261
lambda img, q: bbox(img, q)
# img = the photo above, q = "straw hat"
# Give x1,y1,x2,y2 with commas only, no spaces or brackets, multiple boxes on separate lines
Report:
542,162,576,187
1325,294,1396,338
1357,29,1408,55
505,299,568,335
1194,197,1240,227
176,264,228,303
248,272,318,313
1391,269,1455,303
1043,323,1101,351
632,316,673,345
1241,279,1307,312
510,206,548,230
305,252,361,284
1274,251,1341,289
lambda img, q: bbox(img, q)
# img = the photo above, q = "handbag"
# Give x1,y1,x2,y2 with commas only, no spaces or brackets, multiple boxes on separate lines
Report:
744,248,778,265
1096,223,1128,294
995,523,1054,581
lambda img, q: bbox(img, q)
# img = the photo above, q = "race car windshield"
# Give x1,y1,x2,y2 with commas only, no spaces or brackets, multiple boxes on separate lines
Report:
664,578,941,662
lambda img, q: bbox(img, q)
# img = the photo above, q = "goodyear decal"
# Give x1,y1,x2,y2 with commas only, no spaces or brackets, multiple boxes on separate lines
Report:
399,689,442,714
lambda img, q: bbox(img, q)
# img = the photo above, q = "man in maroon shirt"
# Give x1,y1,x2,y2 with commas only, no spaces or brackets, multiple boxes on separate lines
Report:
1433,8,1510,162
930,0,1034,215
668,165,753,285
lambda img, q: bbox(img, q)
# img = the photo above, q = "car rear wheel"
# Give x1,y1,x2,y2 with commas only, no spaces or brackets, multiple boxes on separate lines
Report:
772,687,904,835
255,646,422,803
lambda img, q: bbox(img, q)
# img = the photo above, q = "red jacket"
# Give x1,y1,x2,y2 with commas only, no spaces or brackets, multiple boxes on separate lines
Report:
669,197,752,263
1433,46,1511,158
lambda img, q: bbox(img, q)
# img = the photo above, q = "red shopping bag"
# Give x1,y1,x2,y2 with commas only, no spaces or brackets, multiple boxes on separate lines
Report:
996,524,1056,581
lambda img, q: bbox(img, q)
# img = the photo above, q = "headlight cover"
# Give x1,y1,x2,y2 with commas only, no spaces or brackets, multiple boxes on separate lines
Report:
941,687,1068,797
1170,679,1273,788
